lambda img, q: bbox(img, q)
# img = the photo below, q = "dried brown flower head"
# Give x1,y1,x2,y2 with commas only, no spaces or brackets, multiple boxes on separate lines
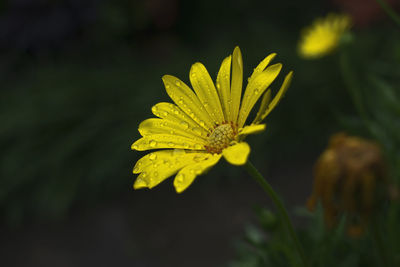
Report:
307,133,387,237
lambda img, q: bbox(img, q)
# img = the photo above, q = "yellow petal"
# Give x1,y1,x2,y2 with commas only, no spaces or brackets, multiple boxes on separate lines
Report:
151,102,210,137
216,55,232,122
248,53,277,83
133,150,211,189
222,142,250,166
189,62,225,124
252,90,272,124
259,71,293,121
174,154,222,193
131,134,206,151
230,46,243,123
133,177,148,189
238,63,282,128
138,118,207,142
162,75,214,131
238,124,266,139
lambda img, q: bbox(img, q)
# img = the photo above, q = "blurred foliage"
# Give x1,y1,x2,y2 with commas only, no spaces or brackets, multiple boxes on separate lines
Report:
230,202,400,267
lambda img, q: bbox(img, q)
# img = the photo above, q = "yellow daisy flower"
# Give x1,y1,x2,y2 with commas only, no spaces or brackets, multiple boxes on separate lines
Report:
298,14,351,59
131,47,293,193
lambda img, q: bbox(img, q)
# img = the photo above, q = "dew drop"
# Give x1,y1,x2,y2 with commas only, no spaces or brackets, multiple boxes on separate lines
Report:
180,121,189,129
200,121,205,127
132,144,139,150
176,173,185,183
141,172,147,178
153,171,159,177
183,143,189,149
152,106,158,113
175,80,181,86
254,89,259,95
133,167,140,173
163,111,168,117
203,102,209,108
193,154,203,162
149,140,157,147
149,153,157,160
216,82,220,89
168,142,174,147
165,84,170,89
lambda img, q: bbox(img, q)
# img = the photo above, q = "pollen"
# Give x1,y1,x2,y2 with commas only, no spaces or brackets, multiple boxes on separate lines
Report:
205,123,236,154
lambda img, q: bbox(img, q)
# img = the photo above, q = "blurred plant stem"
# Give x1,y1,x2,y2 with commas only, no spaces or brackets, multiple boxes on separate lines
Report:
338,47,379,140
370,217,390,267
339,49,368,122
244,160,309,267
375,0,400,28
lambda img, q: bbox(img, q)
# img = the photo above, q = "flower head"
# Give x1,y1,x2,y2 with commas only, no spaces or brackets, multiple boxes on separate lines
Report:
131,47,293,193
307,133,387,237
298,14,351,59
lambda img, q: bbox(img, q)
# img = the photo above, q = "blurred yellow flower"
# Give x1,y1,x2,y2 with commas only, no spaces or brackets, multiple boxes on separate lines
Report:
298,14,351,59
307,133,387,237
131,47,293,193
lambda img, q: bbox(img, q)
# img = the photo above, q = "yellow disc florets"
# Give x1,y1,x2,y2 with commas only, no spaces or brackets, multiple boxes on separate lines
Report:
205,123,236,154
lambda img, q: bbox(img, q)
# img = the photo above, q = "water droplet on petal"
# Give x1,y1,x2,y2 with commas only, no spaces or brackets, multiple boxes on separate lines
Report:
254,89,259,95
176,173,185,183
163,111,168,116
149,153,157,160
132,144,139,150
193,155,203,162
183,143,189,149
149,140,157,147
153,171,159,177
180,121,189,129
133,167,140,173
141,172,147,178
200,121,205,127
175,80,181,86
168,142,174,147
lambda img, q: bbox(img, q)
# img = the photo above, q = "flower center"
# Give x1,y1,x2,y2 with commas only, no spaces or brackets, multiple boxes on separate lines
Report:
205,123,236,154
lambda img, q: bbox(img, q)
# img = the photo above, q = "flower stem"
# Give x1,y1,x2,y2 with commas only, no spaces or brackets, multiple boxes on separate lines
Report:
370,217,390,267
339,49,369,123
375,0,400,28
244,160,309,267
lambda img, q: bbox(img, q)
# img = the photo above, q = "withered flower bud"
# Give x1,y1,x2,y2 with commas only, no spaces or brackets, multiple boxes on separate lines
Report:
307,133,387,237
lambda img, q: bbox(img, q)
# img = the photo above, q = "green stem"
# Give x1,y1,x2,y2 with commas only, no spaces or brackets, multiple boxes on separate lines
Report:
339,50,369,123
375,0,400,28
244,160,309,267
370,218,390,267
